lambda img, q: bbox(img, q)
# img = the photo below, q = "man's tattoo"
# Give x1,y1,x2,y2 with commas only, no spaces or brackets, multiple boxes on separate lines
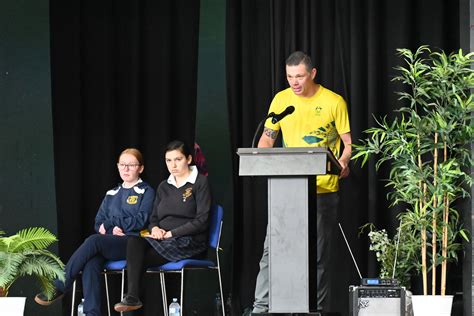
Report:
263,127,279,140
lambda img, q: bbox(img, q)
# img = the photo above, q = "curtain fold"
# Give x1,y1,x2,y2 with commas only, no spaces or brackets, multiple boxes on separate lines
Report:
226,0,463,314
50,1,200,314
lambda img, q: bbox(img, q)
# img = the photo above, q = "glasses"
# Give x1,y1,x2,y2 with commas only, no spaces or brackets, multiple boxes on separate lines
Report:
117,163,141,170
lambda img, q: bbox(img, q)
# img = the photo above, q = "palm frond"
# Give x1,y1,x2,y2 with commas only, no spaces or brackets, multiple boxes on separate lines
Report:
0,252,25,289
17,255,65,282
0,227,64,296
8,227,57,252
35,275,58,300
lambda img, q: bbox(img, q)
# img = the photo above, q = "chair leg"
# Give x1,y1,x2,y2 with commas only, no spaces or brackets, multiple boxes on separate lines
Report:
104,273,111,316
160,272,169,316
217,267,225,316
180,269,184,316
120,269,125,316
71,280,76,316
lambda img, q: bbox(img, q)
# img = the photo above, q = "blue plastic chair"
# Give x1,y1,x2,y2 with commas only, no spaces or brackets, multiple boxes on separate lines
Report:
147,204,225,316
71,259,127,316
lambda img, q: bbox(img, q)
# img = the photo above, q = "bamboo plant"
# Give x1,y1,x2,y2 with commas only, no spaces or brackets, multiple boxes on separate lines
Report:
0,227,65,298
353,46,473,295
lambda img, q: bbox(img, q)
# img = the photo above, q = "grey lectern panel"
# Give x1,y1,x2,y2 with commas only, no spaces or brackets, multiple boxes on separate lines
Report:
237,147,333,176
268,177,309,313
237,147,336,314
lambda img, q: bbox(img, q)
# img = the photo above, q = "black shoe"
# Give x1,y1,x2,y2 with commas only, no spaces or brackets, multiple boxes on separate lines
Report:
34,290,64,306
114,295,143,312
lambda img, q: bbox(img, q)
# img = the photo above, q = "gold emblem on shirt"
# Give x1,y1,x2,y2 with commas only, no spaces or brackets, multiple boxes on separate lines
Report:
127,196,138,204
314,106,322,116
182,188,193,202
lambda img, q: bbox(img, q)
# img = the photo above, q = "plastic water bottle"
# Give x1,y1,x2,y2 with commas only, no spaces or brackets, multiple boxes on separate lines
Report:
214,293,223,316
77,298,85,316
169,298,181,316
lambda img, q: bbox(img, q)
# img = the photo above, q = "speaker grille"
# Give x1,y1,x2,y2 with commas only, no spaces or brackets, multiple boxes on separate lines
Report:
349,286,405,316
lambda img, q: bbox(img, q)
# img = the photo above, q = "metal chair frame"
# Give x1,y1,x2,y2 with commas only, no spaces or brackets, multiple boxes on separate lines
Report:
148,204,225,316
70,260,126,316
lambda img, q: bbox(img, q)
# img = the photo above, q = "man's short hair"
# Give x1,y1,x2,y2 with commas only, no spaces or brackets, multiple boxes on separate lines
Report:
286,51,313,72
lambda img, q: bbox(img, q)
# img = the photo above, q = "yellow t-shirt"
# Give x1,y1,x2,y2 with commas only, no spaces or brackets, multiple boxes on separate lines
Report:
264,85,350,193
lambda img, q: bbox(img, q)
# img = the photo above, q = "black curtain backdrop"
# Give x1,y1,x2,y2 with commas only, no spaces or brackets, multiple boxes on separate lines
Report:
227,0,463,315
50,1,200,315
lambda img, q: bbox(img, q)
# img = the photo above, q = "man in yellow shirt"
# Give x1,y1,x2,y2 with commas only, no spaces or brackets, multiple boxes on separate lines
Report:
251,51,352,314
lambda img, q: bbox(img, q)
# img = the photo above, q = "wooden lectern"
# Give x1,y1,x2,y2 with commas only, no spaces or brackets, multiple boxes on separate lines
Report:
237,147,340,314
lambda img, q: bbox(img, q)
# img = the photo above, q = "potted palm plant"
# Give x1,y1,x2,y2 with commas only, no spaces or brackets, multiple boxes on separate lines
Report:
353,46,473,315
0,227,65,315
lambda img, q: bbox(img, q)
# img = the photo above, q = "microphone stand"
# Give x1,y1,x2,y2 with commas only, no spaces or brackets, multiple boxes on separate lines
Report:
251,113,274,148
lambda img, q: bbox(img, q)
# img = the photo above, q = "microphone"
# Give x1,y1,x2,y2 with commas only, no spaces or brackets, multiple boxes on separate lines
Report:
271,106,295,124
251,112,274,148
250,106,295,148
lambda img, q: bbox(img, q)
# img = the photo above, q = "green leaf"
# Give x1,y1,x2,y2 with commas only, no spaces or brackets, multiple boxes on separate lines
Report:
0,227,64,296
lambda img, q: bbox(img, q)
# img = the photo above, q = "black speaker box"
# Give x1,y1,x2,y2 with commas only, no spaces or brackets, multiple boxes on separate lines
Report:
349,285,405,316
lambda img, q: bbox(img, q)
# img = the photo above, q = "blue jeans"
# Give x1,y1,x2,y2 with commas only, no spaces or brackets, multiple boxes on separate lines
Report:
55,234,128,316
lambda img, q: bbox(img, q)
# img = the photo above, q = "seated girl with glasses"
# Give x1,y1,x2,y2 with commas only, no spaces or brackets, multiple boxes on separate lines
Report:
35,148,155,316
114,140,211,312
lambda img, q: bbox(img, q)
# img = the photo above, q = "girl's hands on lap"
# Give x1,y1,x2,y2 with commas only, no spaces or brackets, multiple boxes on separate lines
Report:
113,226,125,236
99,223,106,235
146,226,166,240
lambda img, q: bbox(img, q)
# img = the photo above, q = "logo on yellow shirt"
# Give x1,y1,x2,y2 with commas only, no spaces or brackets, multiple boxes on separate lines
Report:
314,106,322,116
127,196,138,204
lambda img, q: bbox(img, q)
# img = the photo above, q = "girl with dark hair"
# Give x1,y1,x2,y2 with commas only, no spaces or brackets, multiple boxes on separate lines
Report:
114,140,211,312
